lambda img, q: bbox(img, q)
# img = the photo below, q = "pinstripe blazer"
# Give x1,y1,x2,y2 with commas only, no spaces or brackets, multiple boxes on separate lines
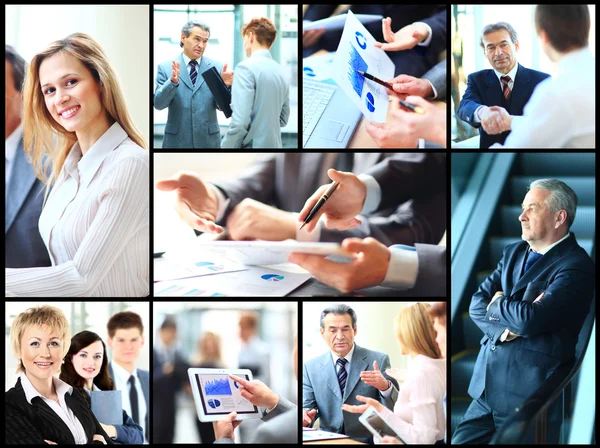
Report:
5,377,113,444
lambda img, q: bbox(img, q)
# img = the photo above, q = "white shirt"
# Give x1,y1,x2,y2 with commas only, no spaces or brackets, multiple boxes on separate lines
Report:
5,122,149,296
5,123,23,197
19,373,88,444
492,47,595,148
378,355,446,444
111,361,148,443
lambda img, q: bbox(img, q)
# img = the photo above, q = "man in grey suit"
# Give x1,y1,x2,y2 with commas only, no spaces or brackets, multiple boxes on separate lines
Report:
303,305,399,441
154,21,234,148
5,45,51,269
290,156,447,296
156,153,446,248
221,17,290,148
213,336,299,444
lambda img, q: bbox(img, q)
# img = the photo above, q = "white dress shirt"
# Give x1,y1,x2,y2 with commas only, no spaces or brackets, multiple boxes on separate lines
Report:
492,47,595,148
5,122,149,296
20,373,88,444
377,355,446,444
111,361,148,443
5,123,23,197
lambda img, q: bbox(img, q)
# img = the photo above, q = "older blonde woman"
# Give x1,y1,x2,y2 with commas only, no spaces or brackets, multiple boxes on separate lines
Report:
5,305,111,444
343,303,446,444
5,33,148,297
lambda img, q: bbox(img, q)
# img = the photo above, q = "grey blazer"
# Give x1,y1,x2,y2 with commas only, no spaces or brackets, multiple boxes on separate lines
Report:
422,59,446,102
221,50,290,148
303,344,398,440
5,137,51,268
413,244,446,296
154,54,224,148
214,396,298,444
213,153,446,246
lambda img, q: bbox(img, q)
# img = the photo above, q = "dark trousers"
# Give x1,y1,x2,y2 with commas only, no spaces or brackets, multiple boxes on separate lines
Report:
451,392,512,444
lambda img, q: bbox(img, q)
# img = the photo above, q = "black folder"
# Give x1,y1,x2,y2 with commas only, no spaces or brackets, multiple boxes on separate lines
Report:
202,66,233,118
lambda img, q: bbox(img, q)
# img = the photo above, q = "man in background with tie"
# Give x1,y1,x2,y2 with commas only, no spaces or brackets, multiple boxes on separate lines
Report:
452,179,595,443
457,22,550,149
107,311,150,444
303,305,398,442
154,21,234,148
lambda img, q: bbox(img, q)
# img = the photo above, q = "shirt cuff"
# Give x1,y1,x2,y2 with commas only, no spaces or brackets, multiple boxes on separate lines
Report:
418,138,425,149
380,381,393,398
358,174,381,215
415,22,433,47
427,79,437,99
209,184,231,222
474,106,483,123
381,245,419,289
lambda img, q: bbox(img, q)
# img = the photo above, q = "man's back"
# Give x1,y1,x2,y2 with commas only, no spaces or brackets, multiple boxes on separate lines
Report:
221,50,289,148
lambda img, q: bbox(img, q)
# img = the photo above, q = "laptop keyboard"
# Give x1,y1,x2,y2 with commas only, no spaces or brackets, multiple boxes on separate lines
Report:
303,80,336,147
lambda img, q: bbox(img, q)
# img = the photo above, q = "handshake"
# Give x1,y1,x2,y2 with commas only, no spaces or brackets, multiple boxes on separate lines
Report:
478,105,513,135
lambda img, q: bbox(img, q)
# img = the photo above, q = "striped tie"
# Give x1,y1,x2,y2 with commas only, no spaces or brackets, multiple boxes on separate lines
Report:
337,358,348,396
501,75,511,101
190,59,198,86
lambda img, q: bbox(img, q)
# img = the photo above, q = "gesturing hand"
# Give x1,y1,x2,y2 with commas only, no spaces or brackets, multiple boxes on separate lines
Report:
303,409,318,427
374,17,430,52
221,63,234,86
226,198,297,241
170,61,180,84
341,394,384,414
228,375,279,409
360,360,390,391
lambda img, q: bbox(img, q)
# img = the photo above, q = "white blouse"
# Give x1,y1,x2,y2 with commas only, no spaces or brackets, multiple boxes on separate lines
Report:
5,122,149,296
379,354,446,444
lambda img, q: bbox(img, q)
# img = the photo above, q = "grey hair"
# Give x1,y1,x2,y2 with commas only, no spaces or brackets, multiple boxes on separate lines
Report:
480,22,519,49
5,45,26,93
529,179,578,229
320,305,357,330
181,21,210,47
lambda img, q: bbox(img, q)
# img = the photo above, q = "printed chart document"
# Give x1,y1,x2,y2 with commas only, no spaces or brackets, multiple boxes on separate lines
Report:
154,252,246,282
303,13,383,31
303,51,336,81
303,429,350,442
331,10,395,123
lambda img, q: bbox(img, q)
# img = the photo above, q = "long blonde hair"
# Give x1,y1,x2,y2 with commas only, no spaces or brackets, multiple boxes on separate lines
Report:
22,33,147,204
394,303,441,359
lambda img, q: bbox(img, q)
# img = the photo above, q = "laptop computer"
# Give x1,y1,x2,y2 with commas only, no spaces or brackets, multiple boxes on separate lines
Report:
303,78,361,148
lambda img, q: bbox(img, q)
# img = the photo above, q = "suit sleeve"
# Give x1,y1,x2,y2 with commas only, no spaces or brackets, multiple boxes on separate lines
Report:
457,73,484,128
469,250,512,344
280,90,290,127
412,244,446,296
485,261,595,338
262,396,296,422
422,60,446,101
421,9,446,58
154,63,178,110
113,410,144,444
379,354,399,410
221,63,254,148
5,403,47,444
302,362,318,414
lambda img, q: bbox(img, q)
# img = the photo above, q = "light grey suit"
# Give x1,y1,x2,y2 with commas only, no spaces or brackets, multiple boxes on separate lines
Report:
221,49,290,148
213,153,446,246
214,396,298,444
5,137,51,268
303,344,398,441
154,54,225,148
422,59,446,102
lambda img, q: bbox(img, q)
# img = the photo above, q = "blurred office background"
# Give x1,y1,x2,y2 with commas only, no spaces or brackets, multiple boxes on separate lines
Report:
153,4,298,148
5,301,150,391
451,4,595,147
450,153,596,443
5,5,150,144
153,301,297,443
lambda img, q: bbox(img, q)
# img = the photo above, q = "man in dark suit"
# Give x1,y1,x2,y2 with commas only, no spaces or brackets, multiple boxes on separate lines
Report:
457,22,551,148
5,45,51,268
452,179,595,444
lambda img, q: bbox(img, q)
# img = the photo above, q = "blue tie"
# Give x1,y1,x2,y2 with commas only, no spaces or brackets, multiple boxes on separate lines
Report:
190,59,198,86
524,250,543,274
337,358,348,396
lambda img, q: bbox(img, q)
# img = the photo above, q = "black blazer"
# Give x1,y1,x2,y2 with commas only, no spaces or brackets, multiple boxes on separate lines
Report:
5,377,113,444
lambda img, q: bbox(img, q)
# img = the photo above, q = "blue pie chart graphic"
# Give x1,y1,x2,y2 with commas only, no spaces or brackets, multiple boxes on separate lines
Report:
234,381,240,389
208,399,221,409
355,31,367,49
365,92,375,112
303,66,316,77
261,274,284,282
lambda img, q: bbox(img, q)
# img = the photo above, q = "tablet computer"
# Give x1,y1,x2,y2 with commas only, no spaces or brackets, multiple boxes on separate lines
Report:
359,406,407,444
188,368,261,422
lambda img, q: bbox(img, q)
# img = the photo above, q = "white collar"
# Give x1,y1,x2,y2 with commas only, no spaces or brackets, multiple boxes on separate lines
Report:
111,360,137,381
182,52,201,68
249,49,271,59
5,122,23,163
493,62,519,84
534,233,570,255
330,343,355,365
19,372,73,405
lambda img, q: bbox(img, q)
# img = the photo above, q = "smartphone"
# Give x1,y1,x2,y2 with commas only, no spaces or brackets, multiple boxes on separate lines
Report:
358,406,407,444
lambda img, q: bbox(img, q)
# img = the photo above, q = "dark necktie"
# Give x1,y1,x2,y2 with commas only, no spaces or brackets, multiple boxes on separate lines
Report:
128,375,139,425
501,75,511,102
524,250,543,274
337,358,348,396
334,152,354,173
190,59,198,86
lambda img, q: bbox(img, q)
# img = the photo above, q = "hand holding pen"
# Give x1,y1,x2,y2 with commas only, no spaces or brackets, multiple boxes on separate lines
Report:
358,70,425,114
297,169,367,233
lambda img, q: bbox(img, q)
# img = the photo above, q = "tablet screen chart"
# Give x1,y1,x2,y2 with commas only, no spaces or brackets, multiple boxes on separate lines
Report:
205,377,232,395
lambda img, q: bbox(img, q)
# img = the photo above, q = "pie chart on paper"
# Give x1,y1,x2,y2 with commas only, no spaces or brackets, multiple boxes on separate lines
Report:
261,274,285,282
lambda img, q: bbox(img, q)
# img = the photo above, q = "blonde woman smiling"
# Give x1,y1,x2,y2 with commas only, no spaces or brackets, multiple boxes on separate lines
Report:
5,33,148,297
